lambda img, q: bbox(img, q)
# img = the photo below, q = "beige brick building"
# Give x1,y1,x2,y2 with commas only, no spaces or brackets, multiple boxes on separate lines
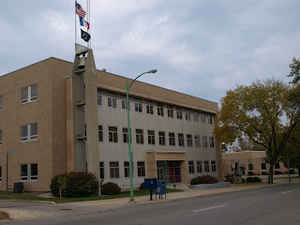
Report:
222,151,289,177
0,48,221,191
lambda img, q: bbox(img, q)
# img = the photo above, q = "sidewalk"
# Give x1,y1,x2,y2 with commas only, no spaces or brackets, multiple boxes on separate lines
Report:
1,178,299,221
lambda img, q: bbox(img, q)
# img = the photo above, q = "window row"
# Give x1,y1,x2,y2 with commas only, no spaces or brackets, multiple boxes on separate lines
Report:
0,84,38,111
97,91,215,124
188,160,217,174
99,161,145,179
98,126,215,148
0,123,38,143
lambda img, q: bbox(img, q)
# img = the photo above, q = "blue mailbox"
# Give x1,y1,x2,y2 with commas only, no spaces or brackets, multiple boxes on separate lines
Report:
144,178,157,201
156,181,166,200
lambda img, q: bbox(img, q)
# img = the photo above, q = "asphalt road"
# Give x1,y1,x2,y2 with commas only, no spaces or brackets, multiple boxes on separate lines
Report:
2,183,300,225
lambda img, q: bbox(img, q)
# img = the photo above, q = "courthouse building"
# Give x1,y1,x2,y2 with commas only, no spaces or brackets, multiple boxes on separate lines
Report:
0,47,221,191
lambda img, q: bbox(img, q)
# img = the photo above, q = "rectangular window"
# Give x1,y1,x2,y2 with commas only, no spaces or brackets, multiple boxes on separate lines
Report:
109,161,119,178
209,137,215,148
108,126,118,143
202,136,208,148
137,161,145,177
178,133,184,146
208,115,213,124
194,135,201,148
20,163,38,181
157,105,164,116
159,131,165,145
21,84,38,103
201,113,206,123
194,113,199,122
135,102,143,112
146,104,154,114
124,161,129,178
204,161,210,172
275,162,280,169
261,160,267,170
176,111,183,120
123,128,128,143
167,107,174,118
187,134,193,147
98,125,103,142
121,99,126,109
0,130,2,144
168,132,175,146
99,162,105,179
20,123,38,141
188,161,195,174
136,129,144,144
185,111,191,121
97,90,102,105
107,96,117,108
0,95,3,111
211,161,216,172
148,130,155,145
197,161,202,173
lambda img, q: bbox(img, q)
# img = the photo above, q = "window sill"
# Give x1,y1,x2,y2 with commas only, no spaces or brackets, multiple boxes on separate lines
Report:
20,138,39,143
19,180,38,183
21,99,39,105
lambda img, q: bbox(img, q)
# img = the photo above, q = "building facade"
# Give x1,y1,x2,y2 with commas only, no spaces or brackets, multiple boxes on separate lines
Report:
222,151,289,177
0,48,221,191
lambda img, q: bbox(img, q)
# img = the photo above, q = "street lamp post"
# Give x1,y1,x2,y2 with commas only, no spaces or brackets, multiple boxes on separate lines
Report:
126,69,157,202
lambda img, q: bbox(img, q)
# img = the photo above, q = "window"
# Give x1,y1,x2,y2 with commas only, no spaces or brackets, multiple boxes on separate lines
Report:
209,137,215,148
187,134,193,147
123,128,129,143
248,162,254,171
261,160,267,170
146,104,153,114
202,136,208,148
275,162,280,169
99,162,105,179
208,115,214,124
98,125,103,142
109,162,119,178
108,126,118,143
20,123,38,141
159,131,165,145
0,166,1,182
185,111,191,121
0,129,2,144
197,161,202,173
20,163,38,181
194,135,201,148
135,102,143,112
121,99,126,110
124,161,129,178
176,111,183,120
188,161,195,174
21,84,38,103
0,95,3,110
107,96,117,108
201,113,206,123
211,161,216,172
167,107,174,118
97,90,102,105
137,161,145,177
194,113,199,122
157,105,164,116
136,129,144,144
168,132,175,146
204,161,210,172
147,130,155,145
178,133,184,146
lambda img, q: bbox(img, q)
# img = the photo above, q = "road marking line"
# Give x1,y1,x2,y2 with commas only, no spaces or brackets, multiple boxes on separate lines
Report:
192,204,227,213
281,190,293,195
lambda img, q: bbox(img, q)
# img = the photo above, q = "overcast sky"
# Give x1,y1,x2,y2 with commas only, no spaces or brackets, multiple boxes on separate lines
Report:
1,0,299,103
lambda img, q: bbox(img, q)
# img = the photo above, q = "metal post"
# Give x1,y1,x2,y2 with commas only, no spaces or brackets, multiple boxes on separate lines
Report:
126,82,134,202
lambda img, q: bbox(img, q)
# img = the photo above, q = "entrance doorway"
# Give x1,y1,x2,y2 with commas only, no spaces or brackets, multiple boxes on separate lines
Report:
157,161,181,183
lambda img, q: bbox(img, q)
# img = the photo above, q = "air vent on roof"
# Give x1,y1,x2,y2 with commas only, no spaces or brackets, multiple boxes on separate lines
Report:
100,68,106,72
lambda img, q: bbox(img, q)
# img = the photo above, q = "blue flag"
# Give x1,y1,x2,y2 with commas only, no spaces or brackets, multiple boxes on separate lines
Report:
79,16,84,26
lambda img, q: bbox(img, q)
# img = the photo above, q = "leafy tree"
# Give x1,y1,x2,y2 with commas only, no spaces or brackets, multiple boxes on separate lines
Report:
215,80,299,184
288,57,300,84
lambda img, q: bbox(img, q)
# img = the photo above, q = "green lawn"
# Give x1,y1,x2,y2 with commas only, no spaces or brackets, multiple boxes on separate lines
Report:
0,188,183,203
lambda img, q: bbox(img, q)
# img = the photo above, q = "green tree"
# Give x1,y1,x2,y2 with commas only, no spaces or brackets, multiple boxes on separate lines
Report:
288,57,300,84
215,80,299,184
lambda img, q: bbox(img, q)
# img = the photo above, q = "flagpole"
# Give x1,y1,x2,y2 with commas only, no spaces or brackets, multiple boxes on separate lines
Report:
89,0,91,49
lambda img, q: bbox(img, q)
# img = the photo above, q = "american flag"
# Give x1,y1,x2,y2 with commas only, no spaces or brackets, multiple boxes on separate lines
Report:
75,2,86,18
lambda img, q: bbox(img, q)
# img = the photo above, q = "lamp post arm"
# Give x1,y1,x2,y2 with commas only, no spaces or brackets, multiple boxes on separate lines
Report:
128,72,148,90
